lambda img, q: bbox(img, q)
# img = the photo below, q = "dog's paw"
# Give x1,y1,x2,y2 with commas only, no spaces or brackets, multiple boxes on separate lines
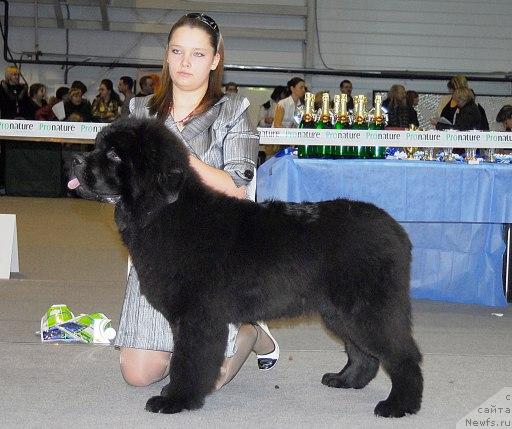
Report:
145,395,188,414
321,372,352,388
321,371,370,389
374,398,419,418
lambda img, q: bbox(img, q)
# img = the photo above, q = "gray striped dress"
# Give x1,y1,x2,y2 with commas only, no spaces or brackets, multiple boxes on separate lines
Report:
114,94,259,356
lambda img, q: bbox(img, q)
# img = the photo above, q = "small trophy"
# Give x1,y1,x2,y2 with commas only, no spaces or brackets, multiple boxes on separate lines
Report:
465,148,477,164
486,148,496,163
404,146,417,160
443,148,454,162
423,147,435,161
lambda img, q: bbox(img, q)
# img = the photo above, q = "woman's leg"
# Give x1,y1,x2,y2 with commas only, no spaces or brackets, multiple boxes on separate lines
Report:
214,322,276,390
119,323,275,389
119,347,171,386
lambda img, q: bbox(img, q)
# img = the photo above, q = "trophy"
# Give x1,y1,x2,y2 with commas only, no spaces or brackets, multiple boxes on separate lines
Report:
465,148,477,163
423,147,435,161
404,146,417,160
486,148,496,163
443,148,454,162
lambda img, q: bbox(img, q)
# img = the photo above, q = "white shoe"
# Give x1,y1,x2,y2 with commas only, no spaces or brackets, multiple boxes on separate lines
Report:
255,321,280,371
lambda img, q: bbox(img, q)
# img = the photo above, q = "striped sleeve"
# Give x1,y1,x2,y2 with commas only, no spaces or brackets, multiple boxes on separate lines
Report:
218,96,259,187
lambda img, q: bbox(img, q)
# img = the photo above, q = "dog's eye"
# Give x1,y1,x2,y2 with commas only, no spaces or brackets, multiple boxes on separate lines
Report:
107,149,121,163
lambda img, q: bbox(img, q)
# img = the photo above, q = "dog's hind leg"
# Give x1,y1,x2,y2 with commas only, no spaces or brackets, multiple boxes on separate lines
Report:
322,340,379,389
145,316,228,414
340,316,422,417
372,336,423,418
321,315,379,389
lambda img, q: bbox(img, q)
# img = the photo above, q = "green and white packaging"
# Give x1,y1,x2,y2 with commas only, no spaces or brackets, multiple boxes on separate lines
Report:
40,304,76,342
41,305,116,344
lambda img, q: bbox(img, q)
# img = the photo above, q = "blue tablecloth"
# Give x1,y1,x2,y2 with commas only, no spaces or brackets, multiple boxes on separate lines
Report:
257,155,511,307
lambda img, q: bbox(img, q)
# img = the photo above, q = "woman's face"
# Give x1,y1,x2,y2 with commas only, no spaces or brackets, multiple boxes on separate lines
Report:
167,25,220,92
504,117,512,130
71,93,82,106
35,87,46,101
98,84,110,99
290,81,306,99
454,96,467,109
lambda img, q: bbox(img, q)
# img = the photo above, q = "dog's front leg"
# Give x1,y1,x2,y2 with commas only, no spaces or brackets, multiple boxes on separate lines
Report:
145,316,228,414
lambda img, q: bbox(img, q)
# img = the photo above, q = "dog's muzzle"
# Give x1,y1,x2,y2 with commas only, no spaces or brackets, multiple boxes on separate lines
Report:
67,154,121,204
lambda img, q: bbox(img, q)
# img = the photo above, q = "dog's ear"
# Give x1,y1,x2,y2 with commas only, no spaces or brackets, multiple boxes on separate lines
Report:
157,167,184,204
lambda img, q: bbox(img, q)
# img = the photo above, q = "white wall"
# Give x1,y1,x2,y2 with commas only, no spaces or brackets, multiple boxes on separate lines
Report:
315,0,512,74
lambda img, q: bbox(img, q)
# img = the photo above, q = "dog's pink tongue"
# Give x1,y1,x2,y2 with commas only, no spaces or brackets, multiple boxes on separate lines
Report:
67,177,80,190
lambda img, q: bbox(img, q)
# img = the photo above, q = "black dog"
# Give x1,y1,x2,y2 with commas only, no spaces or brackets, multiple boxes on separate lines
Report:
69,118,423,417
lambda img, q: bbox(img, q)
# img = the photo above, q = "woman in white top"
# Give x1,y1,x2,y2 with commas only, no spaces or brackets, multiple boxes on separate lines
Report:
257,85,286,127
272,77,305,128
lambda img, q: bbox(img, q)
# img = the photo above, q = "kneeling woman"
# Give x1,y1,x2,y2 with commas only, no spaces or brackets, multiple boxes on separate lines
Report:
115,13,279,390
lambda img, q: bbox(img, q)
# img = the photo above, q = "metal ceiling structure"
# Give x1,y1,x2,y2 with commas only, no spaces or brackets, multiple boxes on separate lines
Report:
1,0,510,82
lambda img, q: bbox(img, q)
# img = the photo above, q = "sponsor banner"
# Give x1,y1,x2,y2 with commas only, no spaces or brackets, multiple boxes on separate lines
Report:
258,128,512,149
0,120,109,140
1,120,512,149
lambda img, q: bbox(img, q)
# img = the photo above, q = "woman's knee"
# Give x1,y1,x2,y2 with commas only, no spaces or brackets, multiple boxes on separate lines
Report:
119,347,171,387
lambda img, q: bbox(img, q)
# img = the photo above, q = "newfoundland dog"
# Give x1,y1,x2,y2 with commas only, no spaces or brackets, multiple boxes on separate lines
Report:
69,118,422,417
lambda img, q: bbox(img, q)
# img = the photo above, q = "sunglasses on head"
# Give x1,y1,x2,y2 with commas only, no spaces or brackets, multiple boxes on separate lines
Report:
186,13,219,35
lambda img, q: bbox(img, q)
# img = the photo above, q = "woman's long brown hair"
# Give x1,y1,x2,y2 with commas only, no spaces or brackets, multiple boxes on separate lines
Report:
148,15,225,120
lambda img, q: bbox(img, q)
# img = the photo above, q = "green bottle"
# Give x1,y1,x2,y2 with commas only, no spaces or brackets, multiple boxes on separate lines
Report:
298,92,315,158
315,92,333,158
367,94,386,159
351,95,369,158
334,93,352,158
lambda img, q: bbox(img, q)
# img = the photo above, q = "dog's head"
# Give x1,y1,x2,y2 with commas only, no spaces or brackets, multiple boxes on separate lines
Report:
68,118,190,210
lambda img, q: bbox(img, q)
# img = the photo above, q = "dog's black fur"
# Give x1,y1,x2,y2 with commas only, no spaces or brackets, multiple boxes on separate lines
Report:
71,118,423,417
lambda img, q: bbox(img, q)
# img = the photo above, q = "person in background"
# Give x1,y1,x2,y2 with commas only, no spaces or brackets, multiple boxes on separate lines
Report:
0,65,28,119
496,105,512,131
0,65,29,191
431,75,468,128
339,79,354,110
257,84,286,164
35,86,69,121
19,83,47,120
382,84,416,128
118,76,135,118
272,76,305,128
56,86,70,103
436,87,481,131
224,81,238,94
470,89,489,131
70,80,93,110
64,88,93,122
258,85,286,127
149,73,161,93
91,79,121,123
136,75,154,97
70,80,88,97
406,90,420,128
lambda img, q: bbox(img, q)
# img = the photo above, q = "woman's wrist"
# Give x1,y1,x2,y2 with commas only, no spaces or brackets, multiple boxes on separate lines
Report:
188,155,247,199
